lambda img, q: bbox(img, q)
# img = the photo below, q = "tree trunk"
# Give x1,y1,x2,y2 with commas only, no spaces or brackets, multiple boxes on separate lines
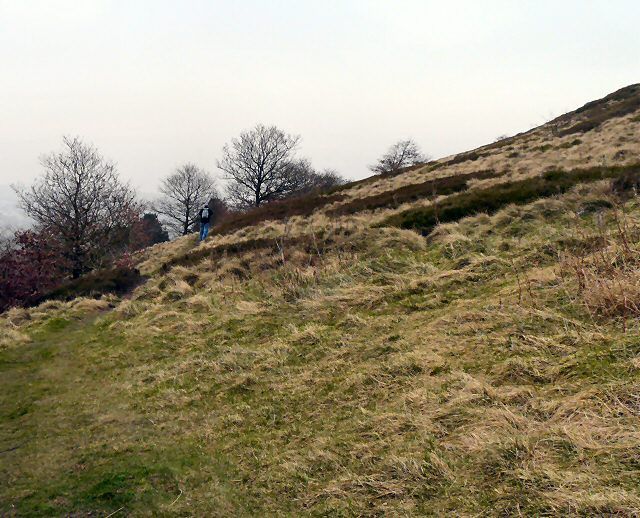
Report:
71,243,83,279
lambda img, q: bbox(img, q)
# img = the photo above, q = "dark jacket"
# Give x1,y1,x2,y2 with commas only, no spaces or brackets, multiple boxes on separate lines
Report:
199,207,211,224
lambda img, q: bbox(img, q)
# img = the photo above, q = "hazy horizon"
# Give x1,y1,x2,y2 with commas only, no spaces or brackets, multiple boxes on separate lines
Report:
1,0,639,226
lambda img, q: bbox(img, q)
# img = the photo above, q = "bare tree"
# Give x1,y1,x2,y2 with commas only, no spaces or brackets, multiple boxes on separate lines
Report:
218,124,302,208
305,168,346,192
286,162,346,195
154,164,218,236
369,139,427,175
279,158,319,194
13,136,139,278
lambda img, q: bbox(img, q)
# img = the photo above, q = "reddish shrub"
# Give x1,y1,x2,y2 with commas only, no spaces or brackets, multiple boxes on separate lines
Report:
0,230,69,311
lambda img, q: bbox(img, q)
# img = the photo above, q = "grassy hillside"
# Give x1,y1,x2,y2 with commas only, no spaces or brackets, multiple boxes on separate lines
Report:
3,86,640,516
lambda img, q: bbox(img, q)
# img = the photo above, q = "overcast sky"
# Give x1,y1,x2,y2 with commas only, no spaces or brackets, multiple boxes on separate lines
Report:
1,0,639,220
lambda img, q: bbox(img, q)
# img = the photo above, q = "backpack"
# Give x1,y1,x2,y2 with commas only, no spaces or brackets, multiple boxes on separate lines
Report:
200,208,210,223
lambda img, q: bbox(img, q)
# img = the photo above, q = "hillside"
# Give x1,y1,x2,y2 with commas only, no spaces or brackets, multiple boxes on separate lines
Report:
3,85,640,516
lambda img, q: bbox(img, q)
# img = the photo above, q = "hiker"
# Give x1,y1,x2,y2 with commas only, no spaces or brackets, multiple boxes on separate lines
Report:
198,203,211,242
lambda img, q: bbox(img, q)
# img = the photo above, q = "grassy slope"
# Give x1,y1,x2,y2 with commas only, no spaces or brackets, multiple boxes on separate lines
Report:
3,182,640,516
3,86,640,515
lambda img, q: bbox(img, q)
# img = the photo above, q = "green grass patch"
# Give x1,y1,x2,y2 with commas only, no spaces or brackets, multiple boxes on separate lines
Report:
44,316,71,331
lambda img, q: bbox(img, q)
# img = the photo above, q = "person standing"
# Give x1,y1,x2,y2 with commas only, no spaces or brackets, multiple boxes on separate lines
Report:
198,203,211,242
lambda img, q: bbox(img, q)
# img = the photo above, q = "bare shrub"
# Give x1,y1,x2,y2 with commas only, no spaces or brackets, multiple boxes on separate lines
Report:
369,139,428,175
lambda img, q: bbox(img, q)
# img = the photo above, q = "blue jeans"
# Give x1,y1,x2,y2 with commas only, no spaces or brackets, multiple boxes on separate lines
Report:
199,222,209,241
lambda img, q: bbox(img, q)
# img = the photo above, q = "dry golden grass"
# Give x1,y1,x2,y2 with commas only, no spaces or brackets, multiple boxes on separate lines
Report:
560,200,640,328
135,233,199,275
5,94,640,515
339,110,640,205
145,109,638,252
0,327,31,350
4,188,640,514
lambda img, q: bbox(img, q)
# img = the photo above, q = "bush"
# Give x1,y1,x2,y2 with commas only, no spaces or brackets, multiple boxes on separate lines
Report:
0,230,69,312
0,227,153,312
32,266,145,305
444,151,481,166
558,139,582,149
382,164,640,235
611,168,640,195
482,134,520,152
558,120,600,136
578,199,613,215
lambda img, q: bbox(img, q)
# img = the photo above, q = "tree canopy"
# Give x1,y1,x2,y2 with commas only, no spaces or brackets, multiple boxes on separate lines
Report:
369,139,427,175
14,136,140,278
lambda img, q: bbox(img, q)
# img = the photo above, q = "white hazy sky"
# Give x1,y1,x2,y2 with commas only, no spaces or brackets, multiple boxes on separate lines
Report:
0,0,639,208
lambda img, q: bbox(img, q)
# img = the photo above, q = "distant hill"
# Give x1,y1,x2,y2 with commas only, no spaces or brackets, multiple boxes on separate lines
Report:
0,184,29,230
3,84,640,516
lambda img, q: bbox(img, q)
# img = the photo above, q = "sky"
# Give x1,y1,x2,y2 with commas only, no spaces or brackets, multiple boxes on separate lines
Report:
0,0,639,226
